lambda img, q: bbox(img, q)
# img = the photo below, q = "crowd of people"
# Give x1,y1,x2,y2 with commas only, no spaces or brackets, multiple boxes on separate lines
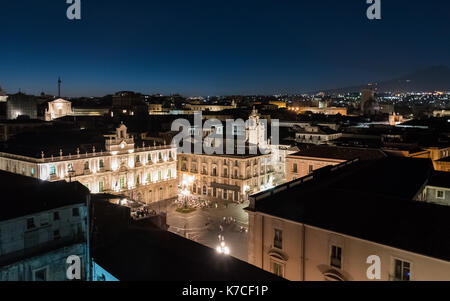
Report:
131,207,157,220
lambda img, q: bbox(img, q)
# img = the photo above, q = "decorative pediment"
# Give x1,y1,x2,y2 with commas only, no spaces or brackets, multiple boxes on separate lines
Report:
268,249,288,262
323,269,346,281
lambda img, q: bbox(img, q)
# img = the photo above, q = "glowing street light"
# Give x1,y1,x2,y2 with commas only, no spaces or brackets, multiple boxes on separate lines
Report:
216,239,230,255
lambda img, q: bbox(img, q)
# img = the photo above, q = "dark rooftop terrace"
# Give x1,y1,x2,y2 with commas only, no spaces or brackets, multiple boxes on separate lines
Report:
0,171,89,222
247,157,450,262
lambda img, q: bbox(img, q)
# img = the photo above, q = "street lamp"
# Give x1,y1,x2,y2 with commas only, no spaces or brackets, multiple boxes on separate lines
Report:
216,238,230,255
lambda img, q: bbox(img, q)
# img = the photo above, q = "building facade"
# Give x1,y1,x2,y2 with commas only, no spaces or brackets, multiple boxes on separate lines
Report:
177,152,275,202
247,158,450,281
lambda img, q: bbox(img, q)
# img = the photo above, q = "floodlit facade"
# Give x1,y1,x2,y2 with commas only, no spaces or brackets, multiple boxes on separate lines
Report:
45,98,73,121
0,124,178,204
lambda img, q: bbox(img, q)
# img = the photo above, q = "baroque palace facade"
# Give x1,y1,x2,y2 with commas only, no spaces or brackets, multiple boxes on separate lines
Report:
178,152,275,203
0,124,177,204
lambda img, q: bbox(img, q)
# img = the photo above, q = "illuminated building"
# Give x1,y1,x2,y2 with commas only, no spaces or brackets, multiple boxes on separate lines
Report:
6,92,37,119
247,157,450,281
0,124,177,205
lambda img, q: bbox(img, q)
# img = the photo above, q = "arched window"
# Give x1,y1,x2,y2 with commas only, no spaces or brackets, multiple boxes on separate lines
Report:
149,190,153,201
203,185,207,195
159,187,163,200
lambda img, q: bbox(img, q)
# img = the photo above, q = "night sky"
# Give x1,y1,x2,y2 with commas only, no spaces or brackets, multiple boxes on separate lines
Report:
1,0,450,96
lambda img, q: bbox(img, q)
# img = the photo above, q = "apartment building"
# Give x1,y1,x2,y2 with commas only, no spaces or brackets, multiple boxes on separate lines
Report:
246,157,450,281
0,171,90,281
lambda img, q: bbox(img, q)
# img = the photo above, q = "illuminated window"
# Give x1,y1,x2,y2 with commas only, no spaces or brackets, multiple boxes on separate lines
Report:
136,155,140,163
50,165,56,175
436,190,445,199
99,160,104,168
99,181,104,192
158,170,162,181
84,161,89,170
120,177,125,189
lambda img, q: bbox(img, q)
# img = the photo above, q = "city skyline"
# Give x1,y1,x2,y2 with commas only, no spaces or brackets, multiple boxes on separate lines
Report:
1,0,450,97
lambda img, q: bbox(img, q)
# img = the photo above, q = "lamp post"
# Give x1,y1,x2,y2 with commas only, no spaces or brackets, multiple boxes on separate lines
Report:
216,237,230,255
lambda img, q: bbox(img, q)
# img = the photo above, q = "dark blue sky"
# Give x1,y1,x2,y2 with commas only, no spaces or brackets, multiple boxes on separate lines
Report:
1,0,450,96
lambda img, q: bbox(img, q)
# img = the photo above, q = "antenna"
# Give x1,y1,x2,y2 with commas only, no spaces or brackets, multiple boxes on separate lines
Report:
58,77,62,98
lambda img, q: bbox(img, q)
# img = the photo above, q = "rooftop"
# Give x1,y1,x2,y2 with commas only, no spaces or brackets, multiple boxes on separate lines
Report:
0,171,89,222
94,222,283,281
427,171,450,189
246,157,450,262
288,145,387,161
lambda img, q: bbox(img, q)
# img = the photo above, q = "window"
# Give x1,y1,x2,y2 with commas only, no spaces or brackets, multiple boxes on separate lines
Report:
53,230,61,240
72,208,80,217
147,173,151,182
213,187,217,197
84,161,89,170
33,268,47,281
223,190,227,200
293,163,298,173
308,165,314,174
271,261,284,278
50,165,56,175
158,152,162,161
53,211,60,221
203,185,207,195
274,229,283,249
99,160,104,168
394,259,411,281
136,155,140,163
149,190,153,200
27,218,35,230
158,170,162,181
159,187,163,200
22,167,25,174
99,181,104,192
223,168,228,177
31,168,35,176
168,169,172,178
148,153,152,162
330,245,342,269
120,177,125,189
436,190,445,199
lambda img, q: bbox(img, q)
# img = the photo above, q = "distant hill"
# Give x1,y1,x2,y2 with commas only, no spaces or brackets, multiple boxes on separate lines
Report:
321,66,450,94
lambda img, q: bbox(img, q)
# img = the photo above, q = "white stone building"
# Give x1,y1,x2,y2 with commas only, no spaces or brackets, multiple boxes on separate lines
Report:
0,124,178,204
